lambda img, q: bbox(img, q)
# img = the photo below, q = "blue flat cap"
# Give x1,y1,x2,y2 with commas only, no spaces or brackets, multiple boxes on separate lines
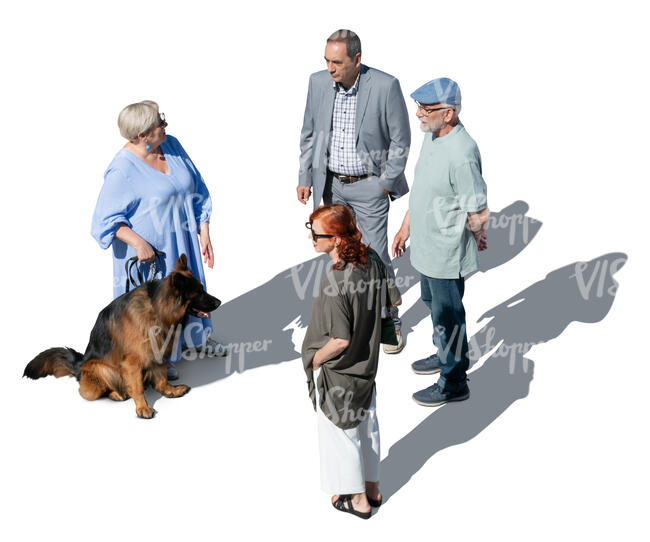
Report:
410,77,461,106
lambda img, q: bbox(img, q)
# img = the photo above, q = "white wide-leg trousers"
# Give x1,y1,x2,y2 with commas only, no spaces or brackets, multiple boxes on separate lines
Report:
314,371,381,495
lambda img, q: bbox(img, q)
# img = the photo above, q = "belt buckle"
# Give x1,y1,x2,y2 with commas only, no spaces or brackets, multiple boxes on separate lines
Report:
339,175,351,184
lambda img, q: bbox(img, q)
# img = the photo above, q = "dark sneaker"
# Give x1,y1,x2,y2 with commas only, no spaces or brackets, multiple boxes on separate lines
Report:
412,381,469,407
411,353,442,375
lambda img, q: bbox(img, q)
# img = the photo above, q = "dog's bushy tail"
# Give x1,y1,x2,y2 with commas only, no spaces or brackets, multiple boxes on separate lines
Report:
23,347,84,380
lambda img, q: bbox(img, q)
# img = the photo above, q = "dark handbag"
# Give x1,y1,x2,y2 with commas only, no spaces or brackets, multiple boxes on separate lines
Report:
368,251,399,346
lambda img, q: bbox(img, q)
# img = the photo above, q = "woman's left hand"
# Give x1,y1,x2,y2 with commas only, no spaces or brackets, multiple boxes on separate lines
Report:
199,222,214,268
312,352,323,371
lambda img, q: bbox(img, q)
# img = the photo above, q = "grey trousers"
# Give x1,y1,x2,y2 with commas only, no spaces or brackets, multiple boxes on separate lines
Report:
323,173,401,330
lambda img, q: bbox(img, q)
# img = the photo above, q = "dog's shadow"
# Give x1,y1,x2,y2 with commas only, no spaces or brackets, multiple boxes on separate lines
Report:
379,252,628,503
144,200,542,408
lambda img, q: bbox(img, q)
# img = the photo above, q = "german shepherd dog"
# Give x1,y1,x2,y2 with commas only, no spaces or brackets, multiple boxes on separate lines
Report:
23,254,220,418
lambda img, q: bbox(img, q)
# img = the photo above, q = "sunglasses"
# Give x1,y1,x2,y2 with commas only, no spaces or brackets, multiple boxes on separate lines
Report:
305,221,335,242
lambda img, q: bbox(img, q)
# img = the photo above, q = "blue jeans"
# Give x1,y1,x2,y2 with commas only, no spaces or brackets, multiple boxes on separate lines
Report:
420,273,470,389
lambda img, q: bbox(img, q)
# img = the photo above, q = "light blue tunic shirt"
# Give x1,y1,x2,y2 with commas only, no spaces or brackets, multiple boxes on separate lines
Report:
91,134,213,356
409,124,488,279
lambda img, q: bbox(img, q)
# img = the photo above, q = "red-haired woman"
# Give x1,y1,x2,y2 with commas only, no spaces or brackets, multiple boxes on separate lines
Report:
302,204,401,519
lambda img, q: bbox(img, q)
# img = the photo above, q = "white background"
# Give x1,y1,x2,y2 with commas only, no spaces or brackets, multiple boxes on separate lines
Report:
1,1,648,540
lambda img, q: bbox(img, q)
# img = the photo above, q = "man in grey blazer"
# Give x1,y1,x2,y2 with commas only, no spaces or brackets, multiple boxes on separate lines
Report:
297,29,411,353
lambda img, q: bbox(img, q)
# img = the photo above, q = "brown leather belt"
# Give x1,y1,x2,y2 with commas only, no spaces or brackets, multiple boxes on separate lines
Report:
328,169,370,184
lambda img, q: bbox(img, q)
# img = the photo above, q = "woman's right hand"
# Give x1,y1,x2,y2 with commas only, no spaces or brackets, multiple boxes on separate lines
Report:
115,225,155,262
134,239,155,262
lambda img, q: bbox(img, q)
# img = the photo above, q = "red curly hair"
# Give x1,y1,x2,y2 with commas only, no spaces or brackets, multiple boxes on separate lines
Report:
309,204,369,270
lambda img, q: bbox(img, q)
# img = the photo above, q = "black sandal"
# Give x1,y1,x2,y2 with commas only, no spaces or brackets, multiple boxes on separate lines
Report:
331,494,371,519
367,496,382,508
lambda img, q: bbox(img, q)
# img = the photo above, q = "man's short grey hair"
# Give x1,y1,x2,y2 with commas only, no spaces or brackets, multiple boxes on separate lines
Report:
327,29,361,59
437,103,461,122
117,100,160,141
447,103,461,120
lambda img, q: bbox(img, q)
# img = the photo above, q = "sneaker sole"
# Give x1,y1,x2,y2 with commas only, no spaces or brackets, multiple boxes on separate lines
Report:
412,392,470,407
411,367,441,375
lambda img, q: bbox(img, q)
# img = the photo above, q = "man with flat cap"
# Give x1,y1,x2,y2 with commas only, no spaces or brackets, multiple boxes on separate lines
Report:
392,77,489,406
298,29,411,353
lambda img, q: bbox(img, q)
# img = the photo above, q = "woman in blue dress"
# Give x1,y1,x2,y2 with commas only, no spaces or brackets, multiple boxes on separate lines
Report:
91,100,226,378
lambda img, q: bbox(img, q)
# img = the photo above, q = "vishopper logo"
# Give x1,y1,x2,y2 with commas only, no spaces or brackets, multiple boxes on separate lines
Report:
571,257,625,300
467,324,541,375
322,266,384,297
289,258,329,301
357,145,410,170
486,211,535,246
300,129,410,172
321,385,371,427
217,339,273,375
148,322,213,363
147,322,274,372
141,192,208,235
148,323,184,364
148,322,215,364
289,258,416,302
427,196,537,246
432,322,542,375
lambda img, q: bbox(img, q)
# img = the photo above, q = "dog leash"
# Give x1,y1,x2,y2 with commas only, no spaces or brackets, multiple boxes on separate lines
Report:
124,249,166,293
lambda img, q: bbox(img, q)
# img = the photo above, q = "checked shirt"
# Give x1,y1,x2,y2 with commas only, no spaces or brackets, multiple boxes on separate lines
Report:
327,74,368,176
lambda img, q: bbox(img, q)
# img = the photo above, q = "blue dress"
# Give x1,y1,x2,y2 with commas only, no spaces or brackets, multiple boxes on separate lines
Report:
91,135,213,360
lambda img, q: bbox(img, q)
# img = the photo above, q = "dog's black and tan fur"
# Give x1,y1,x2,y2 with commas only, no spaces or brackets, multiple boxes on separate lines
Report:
23,254,220,418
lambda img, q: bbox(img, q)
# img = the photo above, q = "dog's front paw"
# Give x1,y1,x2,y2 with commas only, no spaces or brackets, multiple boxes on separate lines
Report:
165,384,191,398
136,405,156,419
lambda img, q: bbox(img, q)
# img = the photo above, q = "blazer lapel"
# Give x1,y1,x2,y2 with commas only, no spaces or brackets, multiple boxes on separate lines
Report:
355,65,372,142
321,82,336,135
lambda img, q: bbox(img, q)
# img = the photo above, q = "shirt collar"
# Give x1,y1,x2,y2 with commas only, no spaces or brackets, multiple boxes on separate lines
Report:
332,71,361,95
431,122,463,142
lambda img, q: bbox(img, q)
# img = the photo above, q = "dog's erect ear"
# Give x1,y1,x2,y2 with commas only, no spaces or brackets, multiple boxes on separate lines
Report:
171,271,190,292
175,254,188,271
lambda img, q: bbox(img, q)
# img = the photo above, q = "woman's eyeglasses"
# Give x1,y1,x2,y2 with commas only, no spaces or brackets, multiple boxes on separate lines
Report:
306,222,334,242
158,113,167,128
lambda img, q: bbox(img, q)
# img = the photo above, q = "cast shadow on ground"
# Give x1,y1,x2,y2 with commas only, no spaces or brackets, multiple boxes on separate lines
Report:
398,199,542,339
379,252,628,503
156,200,541,402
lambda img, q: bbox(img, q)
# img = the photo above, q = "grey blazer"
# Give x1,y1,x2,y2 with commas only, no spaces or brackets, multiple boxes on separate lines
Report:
299,64,411,208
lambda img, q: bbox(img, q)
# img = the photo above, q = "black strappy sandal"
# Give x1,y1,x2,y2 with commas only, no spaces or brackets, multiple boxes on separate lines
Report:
331,495,371,519
367,496,382,508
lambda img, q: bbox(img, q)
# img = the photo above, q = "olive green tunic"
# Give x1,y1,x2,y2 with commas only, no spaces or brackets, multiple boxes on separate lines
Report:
302,252,401,429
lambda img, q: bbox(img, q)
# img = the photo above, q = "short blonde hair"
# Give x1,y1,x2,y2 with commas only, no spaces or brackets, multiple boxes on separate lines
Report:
117,100,160,141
